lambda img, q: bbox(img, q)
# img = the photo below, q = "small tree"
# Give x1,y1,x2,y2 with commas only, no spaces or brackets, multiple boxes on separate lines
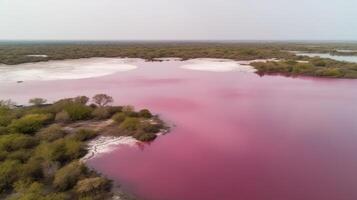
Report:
92,94,113,107
29,98,47,106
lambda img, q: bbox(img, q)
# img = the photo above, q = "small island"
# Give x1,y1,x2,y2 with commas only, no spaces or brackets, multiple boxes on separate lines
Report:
251,57,357,78
0,94,168,200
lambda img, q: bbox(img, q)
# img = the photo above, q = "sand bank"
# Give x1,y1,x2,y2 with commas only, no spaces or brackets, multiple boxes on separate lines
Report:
0,57,141,82
180,58,258,72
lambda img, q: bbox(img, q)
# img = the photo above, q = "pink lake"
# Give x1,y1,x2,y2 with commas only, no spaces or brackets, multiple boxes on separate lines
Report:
1,59,357,200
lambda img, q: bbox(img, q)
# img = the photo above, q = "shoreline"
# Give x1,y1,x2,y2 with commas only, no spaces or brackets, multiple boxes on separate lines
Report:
81,136,138,162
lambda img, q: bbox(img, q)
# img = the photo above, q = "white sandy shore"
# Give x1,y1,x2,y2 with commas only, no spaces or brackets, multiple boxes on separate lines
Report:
153,57,182,61
26,54,48,58
0,57,142,82
180,58,275,72
81,136,138,162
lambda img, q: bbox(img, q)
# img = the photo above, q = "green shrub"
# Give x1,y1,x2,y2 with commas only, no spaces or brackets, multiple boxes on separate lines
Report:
140,122,162,134
34,141,66,163
55,111,70,123
7,149,33,163
112,112,126,124
138,109,152,118
122,105,138,117
311,58,326,66
107,106,123,115
65,104,93,121
74,96,90,105
21,158,43,180
75,177,111,197
36,124,66,142
92,107,110,119
0,115,14,127
0,126,10,135
53,161,85,191
315,68,345,77
72,129,97,141
0,160,22,192
133,132,157,142
35,139,85,163
9,114,51,134
0,134,38,152
11,181,67,200
119,117,140,131
0,150,7,161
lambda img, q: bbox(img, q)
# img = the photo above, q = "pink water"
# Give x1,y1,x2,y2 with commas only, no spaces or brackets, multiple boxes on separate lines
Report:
1,60,357,200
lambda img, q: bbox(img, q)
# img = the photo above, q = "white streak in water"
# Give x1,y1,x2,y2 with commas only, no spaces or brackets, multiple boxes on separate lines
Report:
82,136,138,162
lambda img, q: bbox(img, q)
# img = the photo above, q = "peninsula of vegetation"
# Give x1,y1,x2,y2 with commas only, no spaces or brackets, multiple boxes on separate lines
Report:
1,42,357,79
0,94,168,200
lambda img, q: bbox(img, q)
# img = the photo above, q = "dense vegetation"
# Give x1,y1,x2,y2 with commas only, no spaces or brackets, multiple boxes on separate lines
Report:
0,94,166,200
251,57,357,78
0,42,296,65
1,41,357,78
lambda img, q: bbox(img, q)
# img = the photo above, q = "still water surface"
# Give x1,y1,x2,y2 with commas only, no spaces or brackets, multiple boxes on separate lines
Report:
296,52,357,63
1,59,357,200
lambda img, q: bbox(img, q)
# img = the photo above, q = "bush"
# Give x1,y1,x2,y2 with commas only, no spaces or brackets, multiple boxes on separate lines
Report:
12,181,67,200
72,129,97,141
74,96,90,105
0,134,38,152
9,114,51,134
315,68,345,78
55,111,70,123
21,158,43,180
119,117,140,131
107,106,123,115
0,126,10,135
0,160,22,192
7,149,33,163
35,139,84,163
0,115,15,127
53,161,85,191
133,132,157,142
65,104,93,121
138,109,152,118
122,105,139,117
92,107,110,120
112,112,126,124
36,124,66,142
140,122,162,134
75,177,111,197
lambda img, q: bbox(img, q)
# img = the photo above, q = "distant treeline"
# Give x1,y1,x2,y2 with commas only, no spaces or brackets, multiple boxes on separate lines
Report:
0,42,299,65
1,41,357,78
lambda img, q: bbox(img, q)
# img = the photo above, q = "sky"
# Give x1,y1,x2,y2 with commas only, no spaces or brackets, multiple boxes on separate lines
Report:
0,0,357,41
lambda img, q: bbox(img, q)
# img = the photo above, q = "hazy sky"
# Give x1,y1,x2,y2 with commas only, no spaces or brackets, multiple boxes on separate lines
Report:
0,0,356,41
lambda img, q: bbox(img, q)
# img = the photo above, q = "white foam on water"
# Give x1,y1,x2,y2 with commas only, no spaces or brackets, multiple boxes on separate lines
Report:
82,136,138,162
180,58,257,72
0,58,140,82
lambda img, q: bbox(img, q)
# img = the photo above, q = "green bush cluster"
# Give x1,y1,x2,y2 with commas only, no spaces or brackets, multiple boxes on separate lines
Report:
252,58,357,78
0,43,296,65
0,95,166,199
111,107,164,141
9,114,51,134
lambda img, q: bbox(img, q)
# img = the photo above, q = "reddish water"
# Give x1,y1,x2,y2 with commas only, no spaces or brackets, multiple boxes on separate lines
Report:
1,60,357,200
